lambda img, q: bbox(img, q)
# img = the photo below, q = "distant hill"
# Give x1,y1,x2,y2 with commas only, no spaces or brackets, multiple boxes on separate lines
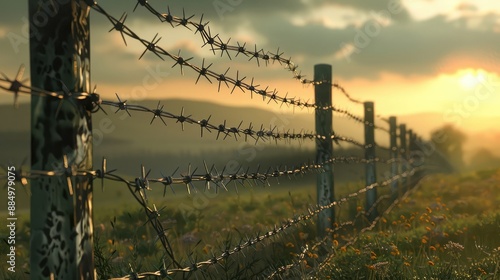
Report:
1,99,499,174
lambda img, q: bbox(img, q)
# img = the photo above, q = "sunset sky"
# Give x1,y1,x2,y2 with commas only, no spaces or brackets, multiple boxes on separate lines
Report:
0,0,499,155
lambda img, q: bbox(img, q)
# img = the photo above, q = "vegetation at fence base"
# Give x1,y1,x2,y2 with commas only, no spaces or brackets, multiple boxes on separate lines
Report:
314,168,500,280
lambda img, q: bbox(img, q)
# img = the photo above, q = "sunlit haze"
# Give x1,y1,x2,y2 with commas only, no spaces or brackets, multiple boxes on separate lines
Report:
0,0,499,157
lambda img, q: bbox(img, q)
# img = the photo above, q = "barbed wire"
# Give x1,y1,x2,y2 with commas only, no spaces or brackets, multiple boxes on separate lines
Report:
0,154,418,278
265,194,391,279
100,96,366,147
307,175,423,278
0,70,376,149
130,0,367,106
106,167,418,279
1,154,408,197
0,68,375,134
0,2,449,279
83,1,383,126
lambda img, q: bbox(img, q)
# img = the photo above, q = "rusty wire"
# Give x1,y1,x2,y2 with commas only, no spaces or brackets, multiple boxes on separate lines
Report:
105,167,419,279
1,151,419,279
85,0,383,128
130,0,366,105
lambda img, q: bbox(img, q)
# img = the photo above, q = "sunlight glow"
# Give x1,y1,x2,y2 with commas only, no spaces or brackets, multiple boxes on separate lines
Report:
458,69,486,89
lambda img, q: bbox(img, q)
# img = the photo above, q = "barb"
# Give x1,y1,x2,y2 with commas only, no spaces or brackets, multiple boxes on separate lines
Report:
0,71,81,101
0,153,408,193
308,176,423,278
1,154,421,280
84,2,381,116
130,0,371,110
0,69,377,147
107,167,419,279
265,194,388,280
130,1,309,80
101,96,365,146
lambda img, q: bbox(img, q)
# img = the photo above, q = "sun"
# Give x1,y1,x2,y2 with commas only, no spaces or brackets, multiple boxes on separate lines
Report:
458,69,486,89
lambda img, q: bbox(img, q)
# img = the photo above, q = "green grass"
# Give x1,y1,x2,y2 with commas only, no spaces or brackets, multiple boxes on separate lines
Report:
312,169,500,279
1,169,499,279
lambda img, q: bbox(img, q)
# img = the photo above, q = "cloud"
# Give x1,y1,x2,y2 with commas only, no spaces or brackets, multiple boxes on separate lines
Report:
325,0,413,22
2,0,499,86
456,3,478,12
336,15,500,78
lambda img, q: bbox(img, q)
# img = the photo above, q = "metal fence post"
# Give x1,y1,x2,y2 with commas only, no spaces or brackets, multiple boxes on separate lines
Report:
398,124,407,192
364,102,377,222
408,129,414,188
314,64,334,236
29,1,94,279
388,116,398,201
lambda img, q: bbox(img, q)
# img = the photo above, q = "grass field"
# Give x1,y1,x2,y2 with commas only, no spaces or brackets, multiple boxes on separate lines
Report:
1,169,499,279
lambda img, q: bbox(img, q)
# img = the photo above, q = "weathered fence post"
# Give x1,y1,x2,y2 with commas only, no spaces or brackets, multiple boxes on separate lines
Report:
364,102,377,222
30,1,94,279
388,116,398,201
399,124,408,191
408,129,414,188
314,64,334,236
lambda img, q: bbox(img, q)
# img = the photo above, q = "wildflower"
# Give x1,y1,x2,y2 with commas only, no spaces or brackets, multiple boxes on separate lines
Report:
340,246,347,252
370,251,377,260
298,232,308,240
367,265,375,270
478,267,487,275
425,226,432,231
429,246,436,251
426,207,432,214
404,262,410,267
354,249,361,255
128,245,133,251
391,245,400,256
286,242,295,248
333,240,339,247
203,244,213,254
428,260,434,266
421,238,428,244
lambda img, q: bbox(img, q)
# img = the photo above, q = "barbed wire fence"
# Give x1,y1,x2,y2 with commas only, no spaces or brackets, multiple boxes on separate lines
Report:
0,0,454,279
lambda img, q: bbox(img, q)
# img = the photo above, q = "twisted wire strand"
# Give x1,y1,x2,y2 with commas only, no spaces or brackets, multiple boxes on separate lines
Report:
265,195,390,279
0,157,418,279
309,174,423,278
84,1,384,127
0,66,379,136
0,68,378,132
1,154,402,196
0,71,376,147
132,0,368,109
100,97,365,147
107,168,418,279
